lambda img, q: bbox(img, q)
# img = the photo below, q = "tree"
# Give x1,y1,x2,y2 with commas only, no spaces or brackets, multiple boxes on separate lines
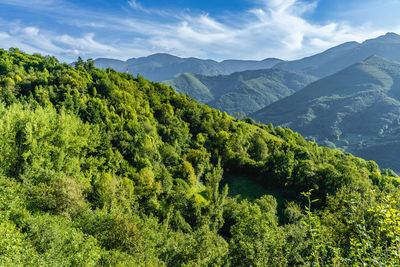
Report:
75,56,84,68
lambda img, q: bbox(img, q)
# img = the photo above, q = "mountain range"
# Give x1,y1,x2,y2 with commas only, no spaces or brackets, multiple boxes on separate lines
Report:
95,32,400,84
274,32,400,78
161,33,400,115
94,53,282,82
252,55,400,171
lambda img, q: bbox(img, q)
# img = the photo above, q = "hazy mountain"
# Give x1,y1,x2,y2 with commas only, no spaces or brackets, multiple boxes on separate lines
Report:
93,32,400,82
274,32,400,78
252,55,400,171
164,69,316,115
219,58,283,74
93,58,127,72
94,53,283,81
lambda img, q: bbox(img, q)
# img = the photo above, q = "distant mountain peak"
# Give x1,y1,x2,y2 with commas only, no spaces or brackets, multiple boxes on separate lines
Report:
150,52,174,56
273,32,400,78
384,32,400,38
364,32,400,44
142,53,180,60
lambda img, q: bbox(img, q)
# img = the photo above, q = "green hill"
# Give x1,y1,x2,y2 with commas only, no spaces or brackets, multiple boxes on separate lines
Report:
1,48,400,266
95,53,282,82
165,69,316,115
163,72,214,103
252,55,400,172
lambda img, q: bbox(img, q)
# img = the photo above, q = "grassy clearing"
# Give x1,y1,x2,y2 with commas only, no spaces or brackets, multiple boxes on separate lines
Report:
221,174,293,206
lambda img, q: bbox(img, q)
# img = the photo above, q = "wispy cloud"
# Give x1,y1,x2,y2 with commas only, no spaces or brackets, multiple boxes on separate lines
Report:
127,0,147,13
0,0,399,62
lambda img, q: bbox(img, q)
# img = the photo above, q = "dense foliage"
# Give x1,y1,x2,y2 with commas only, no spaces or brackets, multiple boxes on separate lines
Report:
1,48,400,266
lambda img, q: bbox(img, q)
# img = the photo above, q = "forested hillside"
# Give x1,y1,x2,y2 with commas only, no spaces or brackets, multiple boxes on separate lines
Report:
1,48,400,266
164,69,315,115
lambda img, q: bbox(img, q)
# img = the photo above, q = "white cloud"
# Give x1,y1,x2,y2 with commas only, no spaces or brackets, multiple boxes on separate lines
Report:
22,27,39,37
109,0,399,60
0,0,399,62
0,22,118,60
56,33,116,54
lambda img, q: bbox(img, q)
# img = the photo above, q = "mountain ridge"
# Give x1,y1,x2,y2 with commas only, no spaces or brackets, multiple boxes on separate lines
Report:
94,54,283,81
251,55,400,171
94,32,400,83
274,32,400,78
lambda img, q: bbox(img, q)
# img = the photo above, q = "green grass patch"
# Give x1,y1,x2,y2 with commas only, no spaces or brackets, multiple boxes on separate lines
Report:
221,174,288,204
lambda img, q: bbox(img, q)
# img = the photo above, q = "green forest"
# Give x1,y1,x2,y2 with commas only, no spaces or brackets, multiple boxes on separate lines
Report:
1,48,400,266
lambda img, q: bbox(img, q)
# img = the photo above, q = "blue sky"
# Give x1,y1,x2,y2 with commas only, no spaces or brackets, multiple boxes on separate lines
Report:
0,0,400,62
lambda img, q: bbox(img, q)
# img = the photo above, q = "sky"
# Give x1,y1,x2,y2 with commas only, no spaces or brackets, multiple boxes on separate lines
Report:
0,0,400,62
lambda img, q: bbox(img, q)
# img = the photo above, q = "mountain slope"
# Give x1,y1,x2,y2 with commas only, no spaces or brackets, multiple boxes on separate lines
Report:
165,69,316,115
274,32,400,78
95,53,283,81
252,55,400,171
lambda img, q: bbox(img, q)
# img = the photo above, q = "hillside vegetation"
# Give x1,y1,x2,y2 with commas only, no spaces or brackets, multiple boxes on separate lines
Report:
1,48,400,266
